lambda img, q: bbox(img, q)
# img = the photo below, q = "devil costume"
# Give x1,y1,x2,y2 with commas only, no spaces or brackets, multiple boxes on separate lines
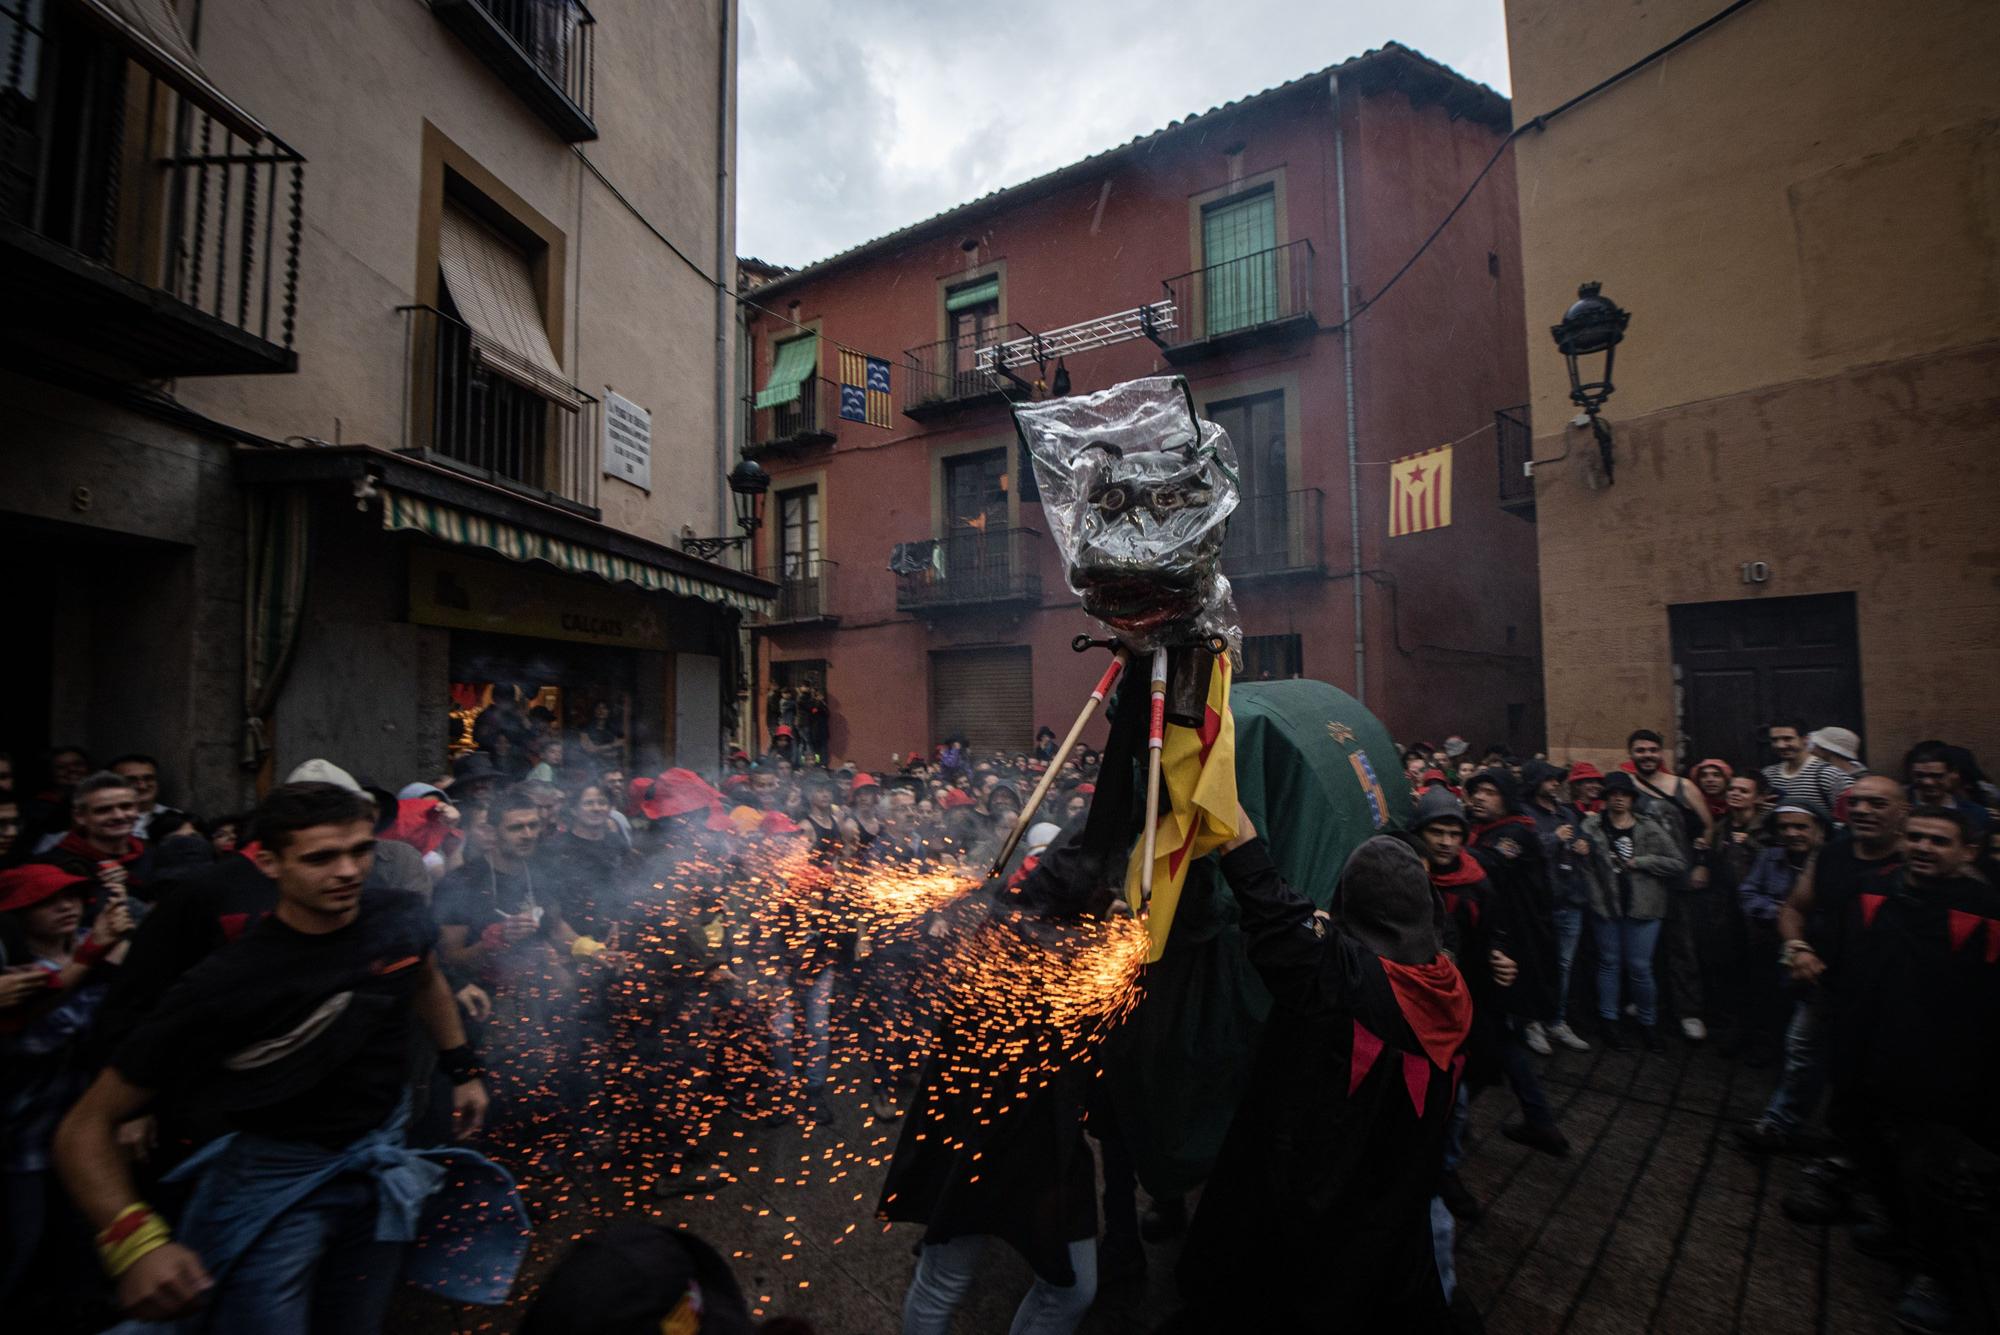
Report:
1176,836,1472,1332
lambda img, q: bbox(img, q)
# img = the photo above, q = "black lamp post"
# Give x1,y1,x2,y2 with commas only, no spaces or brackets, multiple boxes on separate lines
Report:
1550,281,1630,482
682,457,771,560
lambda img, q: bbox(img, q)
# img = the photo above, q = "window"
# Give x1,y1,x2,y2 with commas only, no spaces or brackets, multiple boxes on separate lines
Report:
755,332,823,438
942,447,1012,586
944,276,1001,396
1241,633,1303,682
777,486,821,577
431,198,576,488
1205,391,1287,500
1201,187,1278,336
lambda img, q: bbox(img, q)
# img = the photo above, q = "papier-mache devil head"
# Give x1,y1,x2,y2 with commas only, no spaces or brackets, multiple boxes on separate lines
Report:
1012,375,1242,650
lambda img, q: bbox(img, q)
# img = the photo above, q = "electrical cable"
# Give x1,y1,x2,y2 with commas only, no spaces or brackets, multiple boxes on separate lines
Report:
1330,0,1764,332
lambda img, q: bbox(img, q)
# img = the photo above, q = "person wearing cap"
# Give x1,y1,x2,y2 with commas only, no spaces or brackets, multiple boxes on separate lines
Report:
1520,760,1595,1055
0,864,134,1303
1174,809,1473,1331
766,724,797,766
1732,803,1826,1066
1762,718,1848,815
1808,727,1867,821
1580,772,1689,1051
53,782,524,1328
449,751,506,809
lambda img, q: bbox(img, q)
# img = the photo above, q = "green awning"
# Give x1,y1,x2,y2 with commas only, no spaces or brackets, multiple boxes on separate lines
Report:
944,276,1000,313
381,489,774,615
754,333,819,409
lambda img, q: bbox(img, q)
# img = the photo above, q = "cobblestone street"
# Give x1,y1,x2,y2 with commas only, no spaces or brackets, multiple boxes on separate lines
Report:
404,1037,1909,1334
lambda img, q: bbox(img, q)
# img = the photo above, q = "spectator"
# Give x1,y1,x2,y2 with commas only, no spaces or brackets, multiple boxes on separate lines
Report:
1626,730,1714,1041
525,737,566,784
107,755,165,843
1688,759,1732,822
1580,772,1688,1051
574,700,628,768
0,865,133,1307
1808,727,1867,819
1762,719,1845,811
285,759,430,897
201,813,243,857
51,782,518,1330
1750,775,1908,1156
1520,761,1593,1053
1733,805,1825,1065
34,772,150,907
1904,742,1991,836
1567,761,1606,814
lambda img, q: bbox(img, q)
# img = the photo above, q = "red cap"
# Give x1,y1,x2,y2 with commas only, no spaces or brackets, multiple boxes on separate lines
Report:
729,748,750,761
773,725,795,739
1567,761,1605,781
850,773,879,790
939,788,975,809
1075,783,1096,795
0,864,93,913
640,769,724,821
760,810,800,834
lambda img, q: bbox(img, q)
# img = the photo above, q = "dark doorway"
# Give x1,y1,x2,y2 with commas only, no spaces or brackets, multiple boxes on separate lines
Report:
1668,593,1863,774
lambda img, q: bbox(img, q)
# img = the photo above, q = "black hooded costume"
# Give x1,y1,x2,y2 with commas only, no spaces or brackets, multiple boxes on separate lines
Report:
1176,835,1473,1332
1465,769,1560,1023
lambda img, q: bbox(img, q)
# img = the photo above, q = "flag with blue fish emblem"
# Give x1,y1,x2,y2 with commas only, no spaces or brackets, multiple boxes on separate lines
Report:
839,350,893,427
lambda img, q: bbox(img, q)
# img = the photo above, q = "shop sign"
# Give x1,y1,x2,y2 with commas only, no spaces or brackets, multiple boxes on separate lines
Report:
602,390,652,491
409,548,664,649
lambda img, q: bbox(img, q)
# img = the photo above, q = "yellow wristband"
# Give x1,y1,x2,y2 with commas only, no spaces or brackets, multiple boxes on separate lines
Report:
570,935,605,959
98,1207,173,1278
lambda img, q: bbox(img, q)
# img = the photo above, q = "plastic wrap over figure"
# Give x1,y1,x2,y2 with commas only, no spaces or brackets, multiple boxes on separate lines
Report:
1012,376,1242,651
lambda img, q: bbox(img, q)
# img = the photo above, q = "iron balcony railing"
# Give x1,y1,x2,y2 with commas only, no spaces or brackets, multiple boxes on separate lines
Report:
1496,405,1534,516
1223,488,1325,579
1161,239,1315,351
432,0,597,140
903,321,1033,414
0,0,306,370
745,374,838,455
896,526,1042,611
753,559,837,624
399,303,600,512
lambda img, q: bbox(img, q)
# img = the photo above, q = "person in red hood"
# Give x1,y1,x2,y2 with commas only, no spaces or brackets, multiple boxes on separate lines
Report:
1567,761,1607,814
1689,759,1734,822
34,772,151,907
1176,809,1473,1331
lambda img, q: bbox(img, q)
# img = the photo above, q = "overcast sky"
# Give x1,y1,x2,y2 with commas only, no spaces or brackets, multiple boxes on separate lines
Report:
735,0,1512,269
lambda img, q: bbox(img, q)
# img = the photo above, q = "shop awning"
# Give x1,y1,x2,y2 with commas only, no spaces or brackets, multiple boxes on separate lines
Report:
754,332,818,409
438,203,583,411
70,0,269,141
944,276,999,312
382,488,774,615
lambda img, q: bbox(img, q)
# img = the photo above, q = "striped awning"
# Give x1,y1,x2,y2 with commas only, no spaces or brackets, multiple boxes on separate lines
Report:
382,489,774,615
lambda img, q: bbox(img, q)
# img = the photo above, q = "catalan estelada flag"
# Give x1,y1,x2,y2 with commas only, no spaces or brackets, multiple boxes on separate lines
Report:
838,350,893,427
1388,443,1453,537
1126,656,1238,963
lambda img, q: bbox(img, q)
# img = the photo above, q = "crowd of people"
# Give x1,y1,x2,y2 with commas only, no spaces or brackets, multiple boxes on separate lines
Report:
0,710,1994,1334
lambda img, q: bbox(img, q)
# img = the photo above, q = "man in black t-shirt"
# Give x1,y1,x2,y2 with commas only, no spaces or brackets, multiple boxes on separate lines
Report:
53,783,495,1328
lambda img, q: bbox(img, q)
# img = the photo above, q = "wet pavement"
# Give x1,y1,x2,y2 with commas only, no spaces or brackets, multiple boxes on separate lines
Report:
406,1034,1909,1333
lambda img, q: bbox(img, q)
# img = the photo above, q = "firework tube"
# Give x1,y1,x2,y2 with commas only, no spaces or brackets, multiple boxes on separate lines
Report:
988,649,1130,879
1136,646,1169,911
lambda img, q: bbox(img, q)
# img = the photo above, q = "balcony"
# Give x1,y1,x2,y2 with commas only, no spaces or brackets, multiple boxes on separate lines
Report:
902,322,1033,419
0,5,306,376
1159,239,1316,364
1223,489,1325,580
432,0,597,141
744,374,838,458
895,527,1042,614
1496,405,1534,518
752,559,839,628
399,304,601,514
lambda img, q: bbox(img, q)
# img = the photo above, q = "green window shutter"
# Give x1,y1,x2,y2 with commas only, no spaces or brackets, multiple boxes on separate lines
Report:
1201,189,1278,336
944,276,1000,313
755,333,819,409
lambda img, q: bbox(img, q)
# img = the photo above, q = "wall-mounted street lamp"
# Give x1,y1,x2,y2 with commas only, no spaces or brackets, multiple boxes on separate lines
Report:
681,457,771,560
1550,281,1630,483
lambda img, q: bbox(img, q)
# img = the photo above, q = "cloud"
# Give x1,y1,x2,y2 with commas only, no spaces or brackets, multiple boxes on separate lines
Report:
737,0,1512,268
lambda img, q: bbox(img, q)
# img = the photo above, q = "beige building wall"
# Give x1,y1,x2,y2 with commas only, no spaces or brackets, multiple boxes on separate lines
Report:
1506,0,2000,770
170,0,739,548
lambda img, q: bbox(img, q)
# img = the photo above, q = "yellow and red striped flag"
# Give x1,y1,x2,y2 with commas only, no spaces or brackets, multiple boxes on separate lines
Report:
1388,444,1453,537
1126,656,1238,963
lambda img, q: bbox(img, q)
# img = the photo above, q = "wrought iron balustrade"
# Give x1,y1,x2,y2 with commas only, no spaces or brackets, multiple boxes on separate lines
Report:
745,374,838,455
903,321,1033,415
753,559,838,624
432,0,597,140
895,526,1041,611
1223,488,1325,579
1160,239,1316,356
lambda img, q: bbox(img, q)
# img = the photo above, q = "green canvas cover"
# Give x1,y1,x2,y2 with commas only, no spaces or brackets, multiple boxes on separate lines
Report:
1102,677,1412,1196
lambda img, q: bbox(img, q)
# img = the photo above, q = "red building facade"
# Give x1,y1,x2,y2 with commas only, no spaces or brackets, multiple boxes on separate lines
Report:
741,45,1541,765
